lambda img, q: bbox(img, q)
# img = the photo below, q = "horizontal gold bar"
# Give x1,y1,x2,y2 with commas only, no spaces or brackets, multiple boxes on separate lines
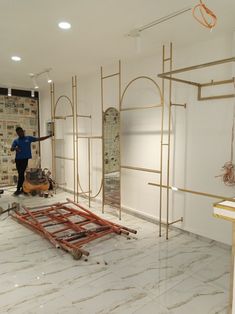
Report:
55,115,75,119
160,76,199,87
158,57,235,77
77,136,102,139
148,182,235,202
198,93,235,101
213,213,235,223
171,103,186,108
102,72,120,79
77,114,91,118
200,78,234,87
213,202,235,212
162,143,169,146
121,104,162,111
55,156,74,161
168,217,183,225
54,116,66,120
121,165,161,174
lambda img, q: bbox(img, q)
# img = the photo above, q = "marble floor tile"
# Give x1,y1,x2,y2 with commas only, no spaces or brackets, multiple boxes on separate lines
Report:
0,189,231,314
155,275,229,314
133,300,170,314
191,255,231,291
62,272,152,314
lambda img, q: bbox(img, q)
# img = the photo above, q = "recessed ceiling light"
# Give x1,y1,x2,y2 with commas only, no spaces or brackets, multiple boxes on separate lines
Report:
11,56,21,62
58,22,71,30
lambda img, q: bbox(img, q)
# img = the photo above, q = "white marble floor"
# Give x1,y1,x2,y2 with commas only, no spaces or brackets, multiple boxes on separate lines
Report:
0,188,231,314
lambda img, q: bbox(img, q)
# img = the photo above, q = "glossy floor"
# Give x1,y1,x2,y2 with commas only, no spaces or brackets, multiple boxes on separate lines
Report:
0,189,231,314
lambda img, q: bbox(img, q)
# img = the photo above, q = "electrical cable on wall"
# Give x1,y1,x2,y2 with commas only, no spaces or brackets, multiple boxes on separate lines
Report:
192,0,217,30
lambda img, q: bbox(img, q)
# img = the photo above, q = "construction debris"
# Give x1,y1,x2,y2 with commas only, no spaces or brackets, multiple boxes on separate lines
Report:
0,202,20,216
10,198,137,260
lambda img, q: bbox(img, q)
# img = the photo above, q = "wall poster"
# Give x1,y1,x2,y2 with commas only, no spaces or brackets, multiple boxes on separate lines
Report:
0,95,39,186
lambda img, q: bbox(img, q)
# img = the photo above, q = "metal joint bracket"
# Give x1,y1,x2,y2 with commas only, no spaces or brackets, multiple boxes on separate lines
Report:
170,102,187,108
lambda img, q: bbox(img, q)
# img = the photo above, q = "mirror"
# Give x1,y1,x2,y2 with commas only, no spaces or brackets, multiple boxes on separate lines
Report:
103,107,120,209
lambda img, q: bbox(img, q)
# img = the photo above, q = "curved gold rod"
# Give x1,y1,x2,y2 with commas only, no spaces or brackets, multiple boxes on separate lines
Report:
120,76,163,110
54,95,74,116
77,174,103,199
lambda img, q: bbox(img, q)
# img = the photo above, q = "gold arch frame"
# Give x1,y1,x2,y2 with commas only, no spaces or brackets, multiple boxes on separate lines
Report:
119,75,164,220
51,78,76,201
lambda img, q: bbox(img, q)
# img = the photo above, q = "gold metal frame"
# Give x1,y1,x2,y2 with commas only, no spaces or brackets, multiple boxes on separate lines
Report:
158,57,235,101
101,61,121,217
50,78,77,201
73,75,102,208
158,43,186,239
120,74,163,221
150,44,235,239
149,183,235,203
76,136,103,207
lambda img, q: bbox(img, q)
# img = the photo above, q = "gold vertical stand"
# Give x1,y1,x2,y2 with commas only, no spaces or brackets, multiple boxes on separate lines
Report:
161,43,185,239
76,136,103,207
50,83,56,188
101,61,121,217
75,99,101,207
159,46,165,237
213,201,235,314
230,223,235,314
50,77,77,201
166,43,173,240
120,75,163,222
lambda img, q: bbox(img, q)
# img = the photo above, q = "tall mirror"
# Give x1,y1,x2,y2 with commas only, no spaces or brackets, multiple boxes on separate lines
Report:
103,107,120,209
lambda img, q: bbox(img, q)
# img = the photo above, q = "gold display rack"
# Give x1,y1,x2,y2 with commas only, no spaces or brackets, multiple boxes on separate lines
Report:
158,56,235,101
149,43,235,239
101,61,121,217
73,76,102,208
50,78,77,201
120,75,163,221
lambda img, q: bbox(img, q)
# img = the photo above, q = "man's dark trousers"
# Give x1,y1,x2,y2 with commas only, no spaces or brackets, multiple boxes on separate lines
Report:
15,159,28,191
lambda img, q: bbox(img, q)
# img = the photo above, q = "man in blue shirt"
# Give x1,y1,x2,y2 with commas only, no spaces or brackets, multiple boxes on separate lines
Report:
11,126,52,195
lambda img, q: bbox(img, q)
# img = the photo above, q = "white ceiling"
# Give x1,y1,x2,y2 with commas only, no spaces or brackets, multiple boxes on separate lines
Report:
0,0,234,89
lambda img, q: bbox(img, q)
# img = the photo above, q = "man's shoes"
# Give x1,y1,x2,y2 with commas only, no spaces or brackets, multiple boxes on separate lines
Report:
13,190,22,196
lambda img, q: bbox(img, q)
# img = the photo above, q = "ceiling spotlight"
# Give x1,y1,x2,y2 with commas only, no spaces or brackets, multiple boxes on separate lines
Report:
11,56,21,62
8,88,12,96
31,90,35,98
46,72,52,83
58,21,71,30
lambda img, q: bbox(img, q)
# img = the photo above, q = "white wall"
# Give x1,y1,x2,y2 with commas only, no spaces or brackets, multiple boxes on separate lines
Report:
39,33,234,245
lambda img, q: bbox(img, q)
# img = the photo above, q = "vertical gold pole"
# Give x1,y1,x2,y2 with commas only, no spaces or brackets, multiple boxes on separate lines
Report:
166,43,173,240
51,83,56,191
118,60,122,220
159,46,165,237
101,66,105,213
75,76,79,203
72,76,76,201
50,83,53,174
229,223,235,314
88,138,91,207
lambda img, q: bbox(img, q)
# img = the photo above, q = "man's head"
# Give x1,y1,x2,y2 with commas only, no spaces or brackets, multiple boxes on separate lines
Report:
16,127,25,138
